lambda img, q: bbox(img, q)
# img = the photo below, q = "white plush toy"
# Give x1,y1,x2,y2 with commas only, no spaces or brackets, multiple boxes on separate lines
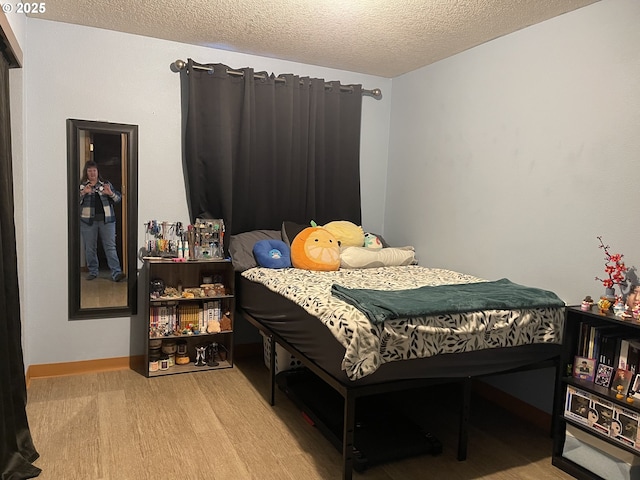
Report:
363,232,383,249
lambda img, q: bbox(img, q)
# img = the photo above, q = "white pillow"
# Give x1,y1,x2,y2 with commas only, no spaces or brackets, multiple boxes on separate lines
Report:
340,246,416,269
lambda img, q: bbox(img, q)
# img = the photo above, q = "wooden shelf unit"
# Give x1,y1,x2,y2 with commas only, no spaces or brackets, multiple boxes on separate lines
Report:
552,305,640,479
142,258,235,377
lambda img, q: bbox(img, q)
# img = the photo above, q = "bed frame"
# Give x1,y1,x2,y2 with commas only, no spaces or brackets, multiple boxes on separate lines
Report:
240,308,561,480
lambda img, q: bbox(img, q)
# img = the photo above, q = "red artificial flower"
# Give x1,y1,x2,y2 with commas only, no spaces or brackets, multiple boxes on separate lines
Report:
595,236,628,290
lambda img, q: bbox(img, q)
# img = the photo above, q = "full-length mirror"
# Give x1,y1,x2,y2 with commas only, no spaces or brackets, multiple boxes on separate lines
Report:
67,119,138,319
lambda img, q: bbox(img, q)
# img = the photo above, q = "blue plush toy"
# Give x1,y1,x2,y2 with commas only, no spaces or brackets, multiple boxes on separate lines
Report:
253,239,292,269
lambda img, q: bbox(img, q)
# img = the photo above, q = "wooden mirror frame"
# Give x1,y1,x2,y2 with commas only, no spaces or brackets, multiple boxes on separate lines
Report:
67,119,138,319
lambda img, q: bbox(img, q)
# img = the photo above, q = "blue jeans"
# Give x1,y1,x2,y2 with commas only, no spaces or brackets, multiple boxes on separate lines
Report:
80,220,122,279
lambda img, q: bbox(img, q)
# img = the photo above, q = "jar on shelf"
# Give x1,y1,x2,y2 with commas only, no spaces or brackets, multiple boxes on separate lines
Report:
149,351,161,372
159,354,170,371
161,339,177,355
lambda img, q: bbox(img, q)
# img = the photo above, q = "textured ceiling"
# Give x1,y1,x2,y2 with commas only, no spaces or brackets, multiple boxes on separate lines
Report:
30,0,599,77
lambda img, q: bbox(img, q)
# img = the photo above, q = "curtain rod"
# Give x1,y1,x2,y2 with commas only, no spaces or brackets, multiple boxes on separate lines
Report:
170,59,382,99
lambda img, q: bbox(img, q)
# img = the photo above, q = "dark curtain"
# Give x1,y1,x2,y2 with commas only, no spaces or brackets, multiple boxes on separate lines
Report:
0,53,41,479
182,59,363,241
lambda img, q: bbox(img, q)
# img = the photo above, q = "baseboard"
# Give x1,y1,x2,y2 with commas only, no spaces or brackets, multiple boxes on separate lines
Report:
24,343,265,387
26,355,144,386
472,379,552,432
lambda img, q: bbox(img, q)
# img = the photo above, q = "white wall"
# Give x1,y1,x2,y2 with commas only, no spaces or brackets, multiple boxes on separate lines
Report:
387,0,640,411
22,19,392,367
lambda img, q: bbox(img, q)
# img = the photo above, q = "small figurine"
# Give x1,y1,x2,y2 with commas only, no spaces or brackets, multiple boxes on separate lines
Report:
598,296,612,314
622,306,635,320
220,312,232,331
581,296,594,311
195,345,207,366
616,385,625,399
613,296,626,316
206,319,221,334
207,342,219,367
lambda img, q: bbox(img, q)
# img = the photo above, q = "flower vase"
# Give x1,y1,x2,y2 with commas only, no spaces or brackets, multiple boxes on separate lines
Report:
605,288,616,302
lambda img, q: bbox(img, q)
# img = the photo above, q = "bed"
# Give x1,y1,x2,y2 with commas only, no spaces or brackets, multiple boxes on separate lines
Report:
230,227,565,479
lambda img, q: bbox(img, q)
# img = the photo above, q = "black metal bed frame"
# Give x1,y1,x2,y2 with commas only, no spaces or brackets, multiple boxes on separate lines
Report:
240,308,560,480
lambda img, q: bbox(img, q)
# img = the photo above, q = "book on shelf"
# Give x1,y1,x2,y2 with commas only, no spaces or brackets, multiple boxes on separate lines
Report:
576,322,622,360
590,324,624,366
611,337,623,372
618,338,640,372
159,306,169,331
149,307,157,329
619,339,631,370
587,325,596,359
577,322,589,357
178,303,200,330
208,300,221,331
207,300,213,329
599,331,622,367
628,340,640,374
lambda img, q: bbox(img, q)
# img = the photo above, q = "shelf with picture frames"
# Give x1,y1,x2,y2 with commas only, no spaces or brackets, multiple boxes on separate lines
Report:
552,305,640,479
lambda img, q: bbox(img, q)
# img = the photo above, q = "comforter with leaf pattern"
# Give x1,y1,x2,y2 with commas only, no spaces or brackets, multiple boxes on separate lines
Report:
241,265,564,380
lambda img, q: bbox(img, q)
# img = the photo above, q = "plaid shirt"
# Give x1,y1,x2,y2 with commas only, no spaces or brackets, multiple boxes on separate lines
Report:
79,181,121,225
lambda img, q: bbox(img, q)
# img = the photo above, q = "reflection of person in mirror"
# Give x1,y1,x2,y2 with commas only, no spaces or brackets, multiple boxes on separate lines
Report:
79,161,125,282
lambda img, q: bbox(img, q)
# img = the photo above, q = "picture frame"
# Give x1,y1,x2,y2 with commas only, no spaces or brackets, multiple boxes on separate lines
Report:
573,356,596,382
610,368,633,396
629,373,640,400
594,364,615,388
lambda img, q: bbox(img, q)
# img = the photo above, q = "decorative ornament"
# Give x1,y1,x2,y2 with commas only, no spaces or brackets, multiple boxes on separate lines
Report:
581,296,594,311
613,296,626,316
195,345,207,366
598,297,612,314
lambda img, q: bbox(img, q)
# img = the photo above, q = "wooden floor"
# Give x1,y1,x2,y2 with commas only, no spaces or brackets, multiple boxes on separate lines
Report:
26,355,574,480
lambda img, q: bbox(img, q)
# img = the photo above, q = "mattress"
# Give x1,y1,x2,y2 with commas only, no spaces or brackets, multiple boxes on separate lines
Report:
238,266,564,386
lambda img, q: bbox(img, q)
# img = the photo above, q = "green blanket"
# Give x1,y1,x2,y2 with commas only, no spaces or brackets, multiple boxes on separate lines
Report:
330,278,565,324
